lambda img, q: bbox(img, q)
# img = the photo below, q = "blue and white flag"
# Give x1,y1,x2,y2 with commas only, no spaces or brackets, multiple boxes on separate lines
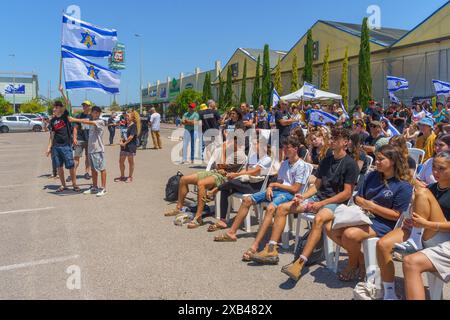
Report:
62,14,118,58
387,76,409,92
62,49,120,94
309,109,337,125
389,91,401,104
432,79,450,96
339,100,349,119
381,116,400,137
303,82,316,98
272,89,280,107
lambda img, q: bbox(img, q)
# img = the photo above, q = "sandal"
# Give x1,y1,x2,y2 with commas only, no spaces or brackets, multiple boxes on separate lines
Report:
242,248,257,262
125,177,133,183
187,218,204,229
214,233,237,242
338,267,360,282
164,208,182,217
56,186,68,193
202,193,215,203
73,186,82,193
207,222,228,233
114,177,126,182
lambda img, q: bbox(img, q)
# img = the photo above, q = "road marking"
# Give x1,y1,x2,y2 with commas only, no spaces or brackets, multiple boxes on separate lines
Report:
0,207,55,216
0,255,79,272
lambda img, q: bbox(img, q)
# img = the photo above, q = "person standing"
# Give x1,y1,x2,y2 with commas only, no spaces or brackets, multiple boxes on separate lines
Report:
181,103,199,164
139,113,150,149
150,107,162,149
69,106,108,197
46,86,80,193
275,100,295,160
107,113,117,145
199,102,220,159
69,100,92,182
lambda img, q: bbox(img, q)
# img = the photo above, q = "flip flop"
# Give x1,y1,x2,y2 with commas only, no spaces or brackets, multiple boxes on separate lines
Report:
207,222,228,233
214,233,237,242
56,186,68,193
73,186,82,193
187,218,204,229
114,177,126,182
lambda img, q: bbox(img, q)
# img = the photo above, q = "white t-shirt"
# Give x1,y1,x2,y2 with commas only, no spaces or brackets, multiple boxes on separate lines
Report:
150,113,161,131
277,158,309,186
250,155,273,176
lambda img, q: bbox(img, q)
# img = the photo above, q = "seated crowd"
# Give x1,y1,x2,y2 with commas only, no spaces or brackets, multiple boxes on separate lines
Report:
166,98,450,300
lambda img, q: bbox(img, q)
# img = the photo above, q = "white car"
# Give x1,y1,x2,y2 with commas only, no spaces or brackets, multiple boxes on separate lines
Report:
0,115,44,133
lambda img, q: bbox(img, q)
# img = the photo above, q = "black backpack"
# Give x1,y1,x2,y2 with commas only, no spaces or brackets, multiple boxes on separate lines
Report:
293,230,325,267
165,172,183,202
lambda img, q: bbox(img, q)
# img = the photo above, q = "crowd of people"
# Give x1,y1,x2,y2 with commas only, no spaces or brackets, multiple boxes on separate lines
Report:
166,97,450,300
45,86,162,195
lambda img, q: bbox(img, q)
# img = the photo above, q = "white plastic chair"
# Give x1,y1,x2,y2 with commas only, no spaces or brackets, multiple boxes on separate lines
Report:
406,142,413,149
427,273,444,300
408,148,425,165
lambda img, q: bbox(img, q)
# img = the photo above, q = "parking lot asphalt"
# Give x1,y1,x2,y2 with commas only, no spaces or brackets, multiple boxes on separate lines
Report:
0,129,448,300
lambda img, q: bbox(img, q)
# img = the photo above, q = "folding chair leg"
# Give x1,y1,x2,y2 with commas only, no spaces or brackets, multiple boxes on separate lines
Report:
282,222,290,250
215,192,221,220
363,238,381,289
295,217,302,249
323,230,338,273
244,205,252,233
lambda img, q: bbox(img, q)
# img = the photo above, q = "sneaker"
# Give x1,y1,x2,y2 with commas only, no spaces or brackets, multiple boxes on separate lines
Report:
393,240,419,256
84,173,91,180
353,282,383,300
96,189,107,197
83,187,99,195
250,244,280,265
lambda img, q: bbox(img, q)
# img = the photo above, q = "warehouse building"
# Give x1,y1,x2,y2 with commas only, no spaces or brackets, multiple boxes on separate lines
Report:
0,72,39,106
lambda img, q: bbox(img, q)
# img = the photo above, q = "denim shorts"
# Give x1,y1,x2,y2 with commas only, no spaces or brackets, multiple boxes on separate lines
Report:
74,141,88,158
89,152,106,172
303,196,339,213
251,189,294,209
52,145,75,169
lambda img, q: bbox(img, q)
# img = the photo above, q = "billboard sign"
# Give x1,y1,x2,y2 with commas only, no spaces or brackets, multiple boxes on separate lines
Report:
4,84,25,95
109,43,126,70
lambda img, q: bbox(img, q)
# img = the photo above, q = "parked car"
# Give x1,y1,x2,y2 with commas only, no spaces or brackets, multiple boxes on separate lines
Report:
0,115,44,133
19,113,45,122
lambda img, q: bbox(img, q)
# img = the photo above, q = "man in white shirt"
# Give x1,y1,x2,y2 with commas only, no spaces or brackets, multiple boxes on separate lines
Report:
149,107,162,149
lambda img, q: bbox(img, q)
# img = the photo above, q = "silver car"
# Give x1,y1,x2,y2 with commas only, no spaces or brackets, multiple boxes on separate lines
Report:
0,115,44,133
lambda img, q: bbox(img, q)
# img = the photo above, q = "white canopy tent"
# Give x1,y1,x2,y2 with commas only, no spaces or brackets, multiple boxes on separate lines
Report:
281,86,342,102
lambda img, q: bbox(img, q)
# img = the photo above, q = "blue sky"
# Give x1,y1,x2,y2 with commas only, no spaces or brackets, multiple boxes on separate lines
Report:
0,0,447,106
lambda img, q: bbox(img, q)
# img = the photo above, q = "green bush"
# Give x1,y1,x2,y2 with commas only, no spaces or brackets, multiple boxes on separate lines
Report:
171,89,203,117
19,98,47,114
0,95,13,116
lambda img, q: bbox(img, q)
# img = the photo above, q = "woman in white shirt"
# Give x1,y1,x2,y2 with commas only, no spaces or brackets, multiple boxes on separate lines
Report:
412,104,426,123
417,134,450,186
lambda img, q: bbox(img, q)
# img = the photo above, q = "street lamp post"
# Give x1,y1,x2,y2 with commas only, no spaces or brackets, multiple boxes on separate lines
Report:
9,54,16,113
134,34,143,115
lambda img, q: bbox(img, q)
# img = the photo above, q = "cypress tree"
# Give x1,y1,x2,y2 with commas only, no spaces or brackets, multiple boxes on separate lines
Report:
340,47,349,110
240,59,247,103
291,52,299,92
358,17,372,110
252,55,261,107
202,73,212,102
274,56,283,95
218,72,224,108
303,29,313,83
321,44,330,91
261,44,272,107
225,66,233,109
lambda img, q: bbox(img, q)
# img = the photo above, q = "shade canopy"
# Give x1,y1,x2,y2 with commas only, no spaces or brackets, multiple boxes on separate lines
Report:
281,86,342,102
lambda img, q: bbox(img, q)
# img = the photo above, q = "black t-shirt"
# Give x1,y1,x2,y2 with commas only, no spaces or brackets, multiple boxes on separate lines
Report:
225,119,245,132
428,183,450,221
311,147,333,165
49,110,72,147
122,123,138,153
75,112,91,141
298,145,308,159
393,110,407,127
141,117,149,133
407,156,417,170
358,132,370,145
316,154,360,202
107,117,115,129
275,110,291,137
199,109,221,132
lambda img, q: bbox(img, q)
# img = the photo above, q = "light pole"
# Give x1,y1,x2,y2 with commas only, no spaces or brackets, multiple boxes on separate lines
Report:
134,34,143,115
9,54,16,113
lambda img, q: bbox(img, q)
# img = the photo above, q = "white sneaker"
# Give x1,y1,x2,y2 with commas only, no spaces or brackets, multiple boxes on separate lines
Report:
84,187,98,195
96,189,107,197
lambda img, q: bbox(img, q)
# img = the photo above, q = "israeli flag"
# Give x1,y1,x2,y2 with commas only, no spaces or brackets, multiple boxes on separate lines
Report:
272,89,280,107
389,92,401,104
304,82,316,98
62,49,120,94
309,109,337,125
62,14,118,58
387,76,409,92
381,116,400,136
433,79,450,96
339,100,349,119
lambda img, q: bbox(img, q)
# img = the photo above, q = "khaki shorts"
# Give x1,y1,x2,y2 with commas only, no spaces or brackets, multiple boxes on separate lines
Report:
89,152,106,172
74,141,88,158
197,170,226,188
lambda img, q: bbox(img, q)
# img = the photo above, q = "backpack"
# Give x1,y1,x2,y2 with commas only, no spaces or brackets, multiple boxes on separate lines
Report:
293,230,325,267
165,171,183,202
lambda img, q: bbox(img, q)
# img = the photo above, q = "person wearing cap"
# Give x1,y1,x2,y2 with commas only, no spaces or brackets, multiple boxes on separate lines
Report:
181,103,200,164
198,101,220,159
416,117,437,162
69,100,93,182
362,121,390,159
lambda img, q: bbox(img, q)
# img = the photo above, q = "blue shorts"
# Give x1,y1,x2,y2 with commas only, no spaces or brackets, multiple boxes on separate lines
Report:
251,190,294,209
304,196,340,213
370,218,396,238
52,145,74,170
